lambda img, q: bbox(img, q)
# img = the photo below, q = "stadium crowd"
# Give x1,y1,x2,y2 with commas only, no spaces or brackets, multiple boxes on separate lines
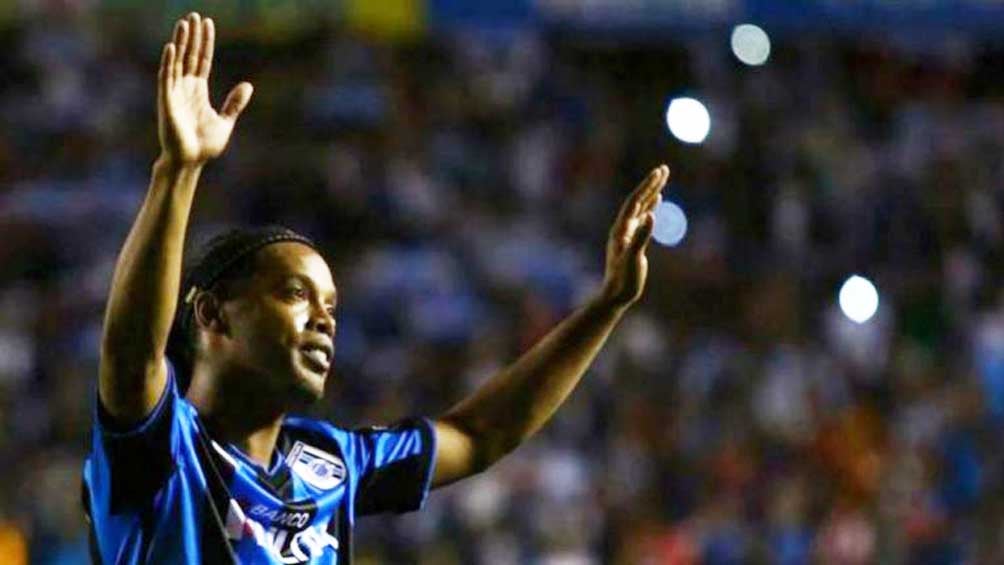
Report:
4,6,1004,564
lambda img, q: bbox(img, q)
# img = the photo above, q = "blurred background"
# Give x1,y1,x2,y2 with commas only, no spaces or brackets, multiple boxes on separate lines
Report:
6,0,1004,563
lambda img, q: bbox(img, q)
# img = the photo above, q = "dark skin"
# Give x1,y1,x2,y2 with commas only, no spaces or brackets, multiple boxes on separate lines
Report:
184,242,336,457
100,11,668,489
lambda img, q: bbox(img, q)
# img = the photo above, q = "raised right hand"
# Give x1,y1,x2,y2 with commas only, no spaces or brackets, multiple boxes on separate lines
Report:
157,12,253,166
599,165,668,308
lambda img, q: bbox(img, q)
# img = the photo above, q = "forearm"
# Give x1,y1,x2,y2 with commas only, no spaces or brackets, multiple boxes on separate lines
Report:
441,292,628,468
99,157,202,415
433,166,666,487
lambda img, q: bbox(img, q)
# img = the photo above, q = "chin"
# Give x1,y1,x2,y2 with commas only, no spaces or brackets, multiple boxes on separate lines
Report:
290,368,327,403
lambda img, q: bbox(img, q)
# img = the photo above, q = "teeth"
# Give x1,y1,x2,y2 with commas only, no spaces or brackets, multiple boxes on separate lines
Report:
303,348,328,367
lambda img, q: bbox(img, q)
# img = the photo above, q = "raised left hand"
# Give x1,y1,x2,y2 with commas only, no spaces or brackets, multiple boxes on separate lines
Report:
599,165,669,308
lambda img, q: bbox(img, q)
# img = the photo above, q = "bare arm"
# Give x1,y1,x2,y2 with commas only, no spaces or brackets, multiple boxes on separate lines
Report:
432,165,669,486
99,12,253,423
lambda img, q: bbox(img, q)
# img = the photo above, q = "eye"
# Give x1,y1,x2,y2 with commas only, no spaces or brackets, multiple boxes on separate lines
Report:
326,306,337,317
286,286,307,299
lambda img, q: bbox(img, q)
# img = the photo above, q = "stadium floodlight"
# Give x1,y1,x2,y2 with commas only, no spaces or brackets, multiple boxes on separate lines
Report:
731,24,771,66
665,97,711,144
838,275,880,324
653,200,687,247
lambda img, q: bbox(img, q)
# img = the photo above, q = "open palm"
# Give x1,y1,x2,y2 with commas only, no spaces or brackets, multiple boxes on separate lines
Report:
158,13,253,165
602,165,668,307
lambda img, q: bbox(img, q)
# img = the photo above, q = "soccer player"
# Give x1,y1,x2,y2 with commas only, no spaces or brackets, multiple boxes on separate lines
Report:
82,12,668,564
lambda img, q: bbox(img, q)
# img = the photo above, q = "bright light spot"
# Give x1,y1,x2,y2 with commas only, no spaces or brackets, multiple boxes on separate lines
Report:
653,200,687,247
665,97,711,144
730,24,771,66
838,275,880,324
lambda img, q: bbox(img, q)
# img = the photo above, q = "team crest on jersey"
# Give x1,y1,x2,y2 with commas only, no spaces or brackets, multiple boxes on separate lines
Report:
285,441,347,490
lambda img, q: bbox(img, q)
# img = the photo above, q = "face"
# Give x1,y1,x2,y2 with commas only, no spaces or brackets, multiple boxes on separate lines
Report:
209,242,337,403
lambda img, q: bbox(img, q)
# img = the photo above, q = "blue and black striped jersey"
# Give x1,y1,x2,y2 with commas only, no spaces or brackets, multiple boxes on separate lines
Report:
82,360,436,564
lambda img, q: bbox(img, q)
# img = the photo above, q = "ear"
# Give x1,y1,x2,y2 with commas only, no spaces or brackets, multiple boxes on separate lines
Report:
192,291,229,334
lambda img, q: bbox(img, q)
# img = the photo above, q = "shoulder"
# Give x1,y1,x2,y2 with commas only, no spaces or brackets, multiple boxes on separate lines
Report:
282,414,349,440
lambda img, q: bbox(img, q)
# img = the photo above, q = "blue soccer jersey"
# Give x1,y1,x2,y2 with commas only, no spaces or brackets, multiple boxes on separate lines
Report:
82,360,437,564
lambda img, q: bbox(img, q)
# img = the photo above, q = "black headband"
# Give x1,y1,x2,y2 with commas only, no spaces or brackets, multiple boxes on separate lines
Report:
177,226,318,333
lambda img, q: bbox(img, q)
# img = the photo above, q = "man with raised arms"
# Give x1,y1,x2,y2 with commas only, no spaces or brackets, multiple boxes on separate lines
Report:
83,12,669,564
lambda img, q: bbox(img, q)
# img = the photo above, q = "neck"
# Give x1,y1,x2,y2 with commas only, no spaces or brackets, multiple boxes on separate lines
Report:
232,422,284,469
186,363,288,468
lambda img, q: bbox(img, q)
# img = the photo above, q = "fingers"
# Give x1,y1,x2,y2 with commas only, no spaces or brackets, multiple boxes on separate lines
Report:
159,43,174,87
637,165,668,209
186,13,202,76
616,165,669,229
637,165,669,215
158,43,175,110
615,168,658,226
641,166,669,213
609,165,668,259
627,212,656,256
221,82,254,120
197,18,214,79
168,13,208,80
172,18,188,82
612,164,668,247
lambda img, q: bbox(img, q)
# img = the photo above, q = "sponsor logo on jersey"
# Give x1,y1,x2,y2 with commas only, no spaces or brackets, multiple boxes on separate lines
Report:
248,504,314,529
265,524,339,564
225,499,339,564
285,441,347,490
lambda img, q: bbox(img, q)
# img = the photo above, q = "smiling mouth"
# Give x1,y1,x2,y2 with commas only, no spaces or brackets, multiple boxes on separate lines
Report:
299,348,331,373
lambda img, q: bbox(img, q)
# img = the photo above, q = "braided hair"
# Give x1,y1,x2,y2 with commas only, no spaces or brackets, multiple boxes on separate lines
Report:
166,225,319,392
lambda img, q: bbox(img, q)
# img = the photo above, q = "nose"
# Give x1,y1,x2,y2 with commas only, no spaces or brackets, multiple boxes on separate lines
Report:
308,305,335,337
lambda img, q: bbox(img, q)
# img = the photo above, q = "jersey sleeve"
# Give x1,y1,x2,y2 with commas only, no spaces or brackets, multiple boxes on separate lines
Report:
351,417,437,516
90,359,186,512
